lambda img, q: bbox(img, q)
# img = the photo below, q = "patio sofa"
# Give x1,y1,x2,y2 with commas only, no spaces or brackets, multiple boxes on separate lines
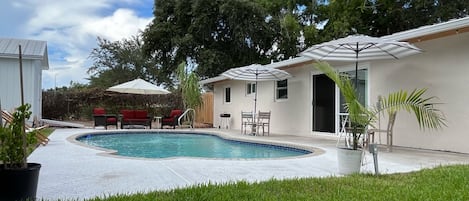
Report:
120,109,152,129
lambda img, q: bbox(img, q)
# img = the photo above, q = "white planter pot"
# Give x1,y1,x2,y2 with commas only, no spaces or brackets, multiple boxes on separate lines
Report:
337,148,363,174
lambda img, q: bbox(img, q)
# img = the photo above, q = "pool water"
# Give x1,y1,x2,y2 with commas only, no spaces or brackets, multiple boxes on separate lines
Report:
77,133,311,159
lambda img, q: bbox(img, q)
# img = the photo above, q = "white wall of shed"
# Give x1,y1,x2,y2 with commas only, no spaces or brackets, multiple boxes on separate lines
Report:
0,57,42,120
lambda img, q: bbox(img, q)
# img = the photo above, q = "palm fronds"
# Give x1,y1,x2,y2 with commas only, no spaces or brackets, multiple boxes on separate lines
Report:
378,89,446,130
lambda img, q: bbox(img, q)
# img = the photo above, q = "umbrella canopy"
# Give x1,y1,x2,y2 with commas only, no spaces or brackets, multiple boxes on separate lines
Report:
222,64,292,81
107,78,170,95
221,64,291,132
299,34,422,86
300,34,422,61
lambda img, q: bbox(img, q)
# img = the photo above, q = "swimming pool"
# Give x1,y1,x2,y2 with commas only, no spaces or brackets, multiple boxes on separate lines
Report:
76,132,312,159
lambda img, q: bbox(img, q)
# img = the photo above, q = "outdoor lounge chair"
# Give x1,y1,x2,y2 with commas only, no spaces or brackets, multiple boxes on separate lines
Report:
241,111,254,134
257,111,271,136
161,109,183,129
1,110,50,146
93,108,118,129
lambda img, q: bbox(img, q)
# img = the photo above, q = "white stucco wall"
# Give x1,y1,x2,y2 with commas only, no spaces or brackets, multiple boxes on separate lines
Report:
0,57,42,120
213,65,313,136
211,31,469,153
369,32,469,153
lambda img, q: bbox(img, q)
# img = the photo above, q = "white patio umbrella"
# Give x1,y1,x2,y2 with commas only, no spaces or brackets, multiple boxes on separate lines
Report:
221,64,291,120
299,34,422,86
107,78,170,95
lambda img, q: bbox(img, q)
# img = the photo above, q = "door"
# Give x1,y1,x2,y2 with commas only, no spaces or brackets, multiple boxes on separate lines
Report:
312,74,335,133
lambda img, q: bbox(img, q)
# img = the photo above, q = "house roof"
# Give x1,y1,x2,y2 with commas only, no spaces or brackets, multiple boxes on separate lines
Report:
200,16,469,85
382,16,469,42
0,38,49,70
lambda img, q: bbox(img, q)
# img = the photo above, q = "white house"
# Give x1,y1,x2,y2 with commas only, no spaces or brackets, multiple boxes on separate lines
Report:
201,16,469,154
0,38,49,120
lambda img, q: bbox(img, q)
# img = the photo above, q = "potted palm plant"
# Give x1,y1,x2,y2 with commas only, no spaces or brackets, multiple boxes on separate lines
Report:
315,62,446,174
0,104,41,201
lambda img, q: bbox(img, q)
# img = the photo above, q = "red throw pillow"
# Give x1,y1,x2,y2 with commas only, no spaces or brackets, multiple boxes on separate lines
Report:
93,108,105,115
134,110,148,119
121,110,135,119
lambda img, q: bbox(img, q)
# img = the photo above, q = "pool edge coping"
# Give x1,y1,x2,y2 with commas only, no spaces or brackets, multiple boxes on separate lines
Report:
67,129,325,161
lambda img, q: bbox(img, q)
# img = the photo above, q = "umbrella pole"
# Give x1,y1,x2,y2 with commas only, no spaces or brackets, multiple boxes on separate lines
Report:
355,43,359,88
252,73,259,135
254,76,258,117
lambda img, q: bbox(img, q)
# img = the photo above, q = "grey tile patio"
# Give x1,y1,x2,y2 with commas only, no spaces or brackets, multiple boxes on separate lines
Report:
28,128,469,200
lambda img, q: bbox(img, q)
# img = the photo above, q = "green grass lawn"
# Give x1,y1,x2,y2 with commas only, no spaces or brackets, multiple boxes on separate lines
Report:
41,128,54,137
71,164,469,201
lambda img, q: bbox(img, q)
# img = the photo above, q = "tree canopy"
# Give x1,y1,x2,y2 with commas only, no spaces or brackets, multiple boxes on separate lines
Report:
142,0,322,82
87,0,469,87
87,35,160,88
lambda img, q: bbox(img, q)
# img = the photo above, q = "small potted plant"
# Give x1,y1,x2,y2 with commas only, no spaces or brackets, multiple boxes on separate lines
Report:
0,104,41,201
315,62,446,174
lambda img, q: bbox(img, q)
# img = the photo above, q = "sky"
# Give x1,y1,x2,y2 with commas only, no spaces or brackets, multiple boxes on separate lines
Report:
0,0,154,89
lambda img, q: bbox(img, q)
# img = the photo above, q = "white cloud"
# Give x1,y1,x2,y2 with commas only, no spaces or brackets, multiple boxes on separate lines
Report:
0,0,153,89
83,8,151,41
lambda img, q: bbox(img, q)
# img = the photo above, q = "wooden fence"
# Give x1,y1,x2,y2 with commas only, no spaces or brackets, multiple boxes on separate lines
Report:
195,92,213,125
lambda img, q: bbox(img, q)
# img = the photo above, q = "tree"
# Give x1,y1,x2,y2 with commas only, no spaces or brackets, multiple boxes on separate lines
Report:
89,0,469,88
143,0,322,82
143,0,273,80
318,0,469,38
87,35,160,88
254,0,321,58
316,0,374,40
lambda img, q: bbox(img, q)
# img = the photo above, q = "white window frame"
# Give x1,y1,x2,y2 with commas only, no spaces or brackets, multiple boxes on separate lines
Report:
246,82,256,96
275,79,288,101
224,86,231,104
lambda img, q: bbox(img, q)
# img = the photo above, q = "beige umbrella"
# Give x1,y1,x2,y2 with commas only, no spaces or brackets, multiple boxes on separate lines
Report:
106,78,170,95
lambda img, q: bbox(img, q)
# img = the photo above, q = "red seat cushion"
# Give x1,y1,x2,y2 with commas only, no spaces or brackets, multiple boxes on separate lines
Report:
169,110,183,118
162,118,175,123
127,119,148,122
106,117,117,123
162,109,183,124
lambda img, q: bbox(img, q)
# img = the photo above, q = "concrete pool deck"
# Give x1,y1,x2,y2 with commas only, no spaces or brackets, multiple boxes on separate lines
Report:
29,128,469,200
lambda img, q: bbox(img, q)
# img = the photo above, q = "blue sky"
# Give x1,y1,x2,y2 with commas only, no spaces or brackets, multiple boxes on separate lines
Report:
0,0,154,89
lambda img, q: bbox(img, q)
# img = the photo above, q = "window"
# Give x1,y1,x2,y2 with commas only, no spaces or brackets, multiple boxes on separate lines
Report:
276,79,288,100
224,87,231,103
246,82,256,96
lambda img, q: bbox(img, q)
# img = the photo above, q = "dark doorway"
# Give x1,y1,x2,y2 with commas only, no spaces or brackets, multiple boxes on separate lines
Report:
313,74,335,133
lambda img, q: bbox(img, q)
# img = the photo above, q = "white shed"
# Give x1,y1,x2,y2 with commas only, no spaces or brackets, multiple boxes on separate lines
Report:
0,38,49,120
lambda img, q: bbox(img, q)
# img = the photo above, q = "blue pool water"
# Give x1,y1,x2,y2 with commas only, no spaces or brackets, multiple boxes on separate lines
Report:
77,132,311,159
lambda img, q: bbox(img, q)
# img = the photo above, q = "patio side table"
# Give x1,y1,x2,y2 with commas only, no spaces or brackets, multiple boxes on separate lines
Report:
154,116,162,128
219,113,231,129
